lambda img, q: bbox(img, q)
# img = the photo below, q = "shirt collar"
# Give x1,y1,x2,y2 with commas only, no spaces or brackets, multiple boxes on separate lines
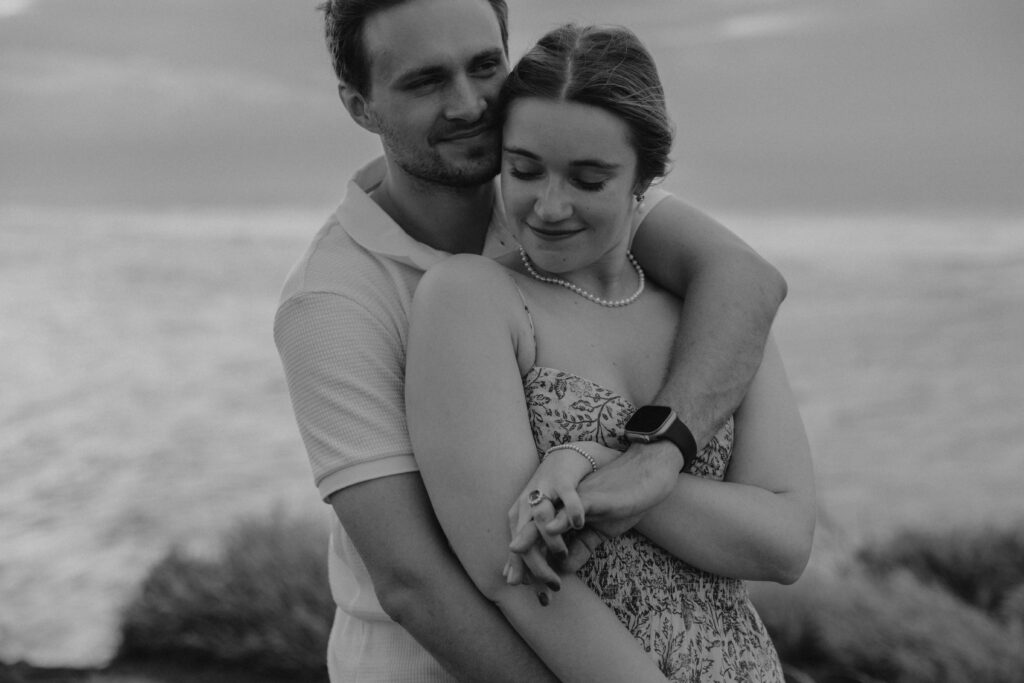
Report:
335,157,515,271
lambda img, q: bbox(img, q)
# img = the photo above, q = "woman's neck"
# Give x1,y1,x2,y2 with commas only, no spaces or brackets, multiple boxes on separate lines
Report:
523,243,642,305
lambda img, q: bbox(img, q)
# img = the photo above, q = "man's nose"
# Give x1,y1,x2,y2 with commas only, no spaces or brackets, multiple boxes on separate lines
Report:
444,74,486,122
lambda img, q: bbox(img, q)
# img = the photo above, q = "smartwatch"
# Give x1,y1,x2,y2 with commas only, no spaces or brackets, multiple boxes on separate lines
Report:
624,405,697,473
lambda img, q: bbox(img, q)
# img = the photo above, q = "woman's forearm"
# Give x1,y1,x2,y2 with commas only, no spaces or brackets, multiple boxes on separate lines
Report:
492,579,668,683
634,338,815,584
635,475,814,584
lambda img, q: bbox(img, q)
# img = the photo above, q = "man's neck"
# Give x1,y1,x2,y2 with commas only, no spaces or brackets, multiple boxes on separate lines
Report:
371,163,495,256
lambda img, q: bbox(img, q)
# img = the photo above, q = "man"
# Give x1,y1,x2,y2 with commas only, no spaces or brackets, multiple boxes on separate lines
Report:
274,0,787,680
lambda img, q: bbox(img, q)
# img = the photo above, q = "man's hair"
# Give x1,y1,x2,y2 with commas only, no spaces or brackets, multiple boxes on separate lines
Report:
499,24,673,194
318,0,510,97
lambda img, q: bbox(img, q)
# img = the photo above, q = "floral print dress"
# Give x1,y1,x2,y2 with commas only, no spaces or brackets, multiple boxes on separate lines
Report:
523,366,784,682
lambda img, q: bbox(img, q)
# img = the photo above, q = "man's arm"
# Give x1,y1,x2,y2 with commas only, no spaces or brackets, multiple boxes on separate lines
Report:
331,475,558,682
578,196,787,530
632,195,786,446
275,292,557,683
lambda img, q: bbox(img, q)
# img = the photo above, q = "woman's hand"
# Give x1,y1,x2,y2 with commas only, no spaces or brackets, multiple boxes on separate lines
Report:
504,442,622,599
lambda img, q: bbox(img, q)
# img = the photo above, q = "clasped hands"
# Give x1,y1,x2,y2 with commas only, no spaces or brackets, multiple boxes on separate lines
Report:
503,439,681,605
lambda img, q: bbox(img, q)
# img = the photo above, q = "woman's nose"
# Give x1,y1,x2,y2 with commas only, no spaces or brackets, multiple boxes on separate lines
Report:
533,181,572,222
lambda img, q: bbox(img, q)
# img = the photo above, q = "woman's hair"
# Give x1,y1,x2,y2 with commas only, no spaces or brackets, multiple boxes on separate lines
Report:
319,0,510,96
499,24,673,194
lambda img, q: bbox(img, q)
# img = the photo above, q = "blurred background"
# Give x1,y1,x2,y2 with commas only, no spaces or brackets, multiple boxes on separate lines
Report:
2,0,1022,671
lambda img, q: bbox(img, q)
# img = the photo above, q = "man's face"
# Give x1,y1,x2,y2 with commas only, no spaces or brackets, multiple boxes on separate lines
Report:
360,0,508,189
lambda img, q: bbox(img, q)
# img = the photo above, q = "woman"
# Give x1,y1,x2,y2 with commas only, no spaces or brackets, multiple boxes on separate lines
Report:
406,24,814,682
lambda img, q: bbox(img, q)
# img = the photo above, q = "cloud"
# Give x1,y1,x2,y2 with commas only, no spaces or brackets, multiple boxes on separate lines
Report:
712,10,823,40
641,6,831,51
0,0,36,19
0,50,307,107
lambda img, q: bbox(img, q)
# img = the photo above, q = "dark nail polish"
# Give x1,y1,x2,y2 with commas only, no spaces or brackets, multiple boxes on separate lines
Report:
538,592,549,606
547,582,560,592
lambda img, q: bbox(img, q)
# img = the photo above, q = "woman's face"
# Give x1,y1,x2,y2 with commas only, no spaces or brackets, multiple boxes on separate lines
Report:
501,97,639,276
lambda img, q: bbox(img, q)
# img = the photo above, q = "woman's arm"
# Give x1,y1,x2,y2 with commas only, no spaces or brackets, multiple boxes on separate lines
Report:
633,335,816,584
406,255,668,683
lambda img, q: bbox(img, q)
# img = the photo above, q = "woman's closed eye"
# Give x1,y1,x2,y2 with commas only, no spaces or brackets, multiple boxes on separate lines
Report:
508,164,543,180
572,177,607,192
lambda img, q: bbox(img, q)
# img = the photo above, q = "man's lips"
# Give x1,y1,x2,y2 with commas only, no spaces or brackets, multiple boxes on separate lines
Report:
438,125,494,143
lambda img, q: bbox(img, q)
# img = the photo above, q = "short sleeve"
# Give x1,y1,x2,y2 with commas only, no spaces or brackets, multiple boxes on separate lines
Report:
274,291,418,501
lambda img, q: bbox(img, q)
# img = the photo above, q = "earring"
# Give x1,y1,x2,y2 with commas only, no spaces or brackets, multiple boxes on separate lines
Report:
634,192,645,203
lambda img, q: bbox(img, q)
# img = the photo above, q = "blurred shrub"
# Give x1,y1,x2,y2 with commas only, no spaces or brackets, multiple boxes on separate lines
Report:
119,511,332,676
856,523,1024,619
757,521,1024,683
121,512,1024,682
759,566,1024,683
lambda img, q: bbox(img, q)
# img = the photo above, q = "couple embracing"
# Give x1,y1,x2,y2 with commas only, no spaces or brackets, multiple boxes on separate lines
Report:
275,0,815,681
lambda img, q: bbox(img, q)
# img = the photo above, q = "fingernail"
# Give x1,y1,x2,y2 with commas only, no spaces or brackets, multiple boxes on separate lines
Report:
572,516,584,529
546,581,560,592
537,592,549,606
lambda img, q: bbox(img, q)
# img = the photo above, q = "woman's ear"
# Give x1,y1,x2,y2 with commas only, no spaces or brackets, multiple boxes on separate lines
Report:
633,178,652,202
337,82,379,134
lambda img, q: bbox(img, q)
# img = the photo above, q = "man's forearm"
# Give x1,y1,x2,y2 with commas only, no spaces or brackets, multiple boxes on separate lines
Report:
657,246,784,445
631,197,786,444
332,474,558,683
386,552,559,682
577,199,785,532
574,249,784,531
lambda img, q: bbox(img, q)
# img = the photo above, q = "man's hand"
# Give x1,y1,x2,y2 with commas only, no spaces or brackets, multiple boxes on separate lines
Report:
547,440,684,539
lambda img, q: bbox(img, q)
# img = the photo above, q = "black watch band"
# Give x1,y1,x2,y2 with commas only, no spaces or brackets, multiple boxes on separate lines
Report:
661,418,697,473
624,405,698,473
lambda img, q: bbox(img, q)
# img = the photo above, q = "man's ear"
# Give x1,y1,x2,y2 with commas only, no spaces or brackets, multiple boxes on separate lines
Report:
338,82,379,133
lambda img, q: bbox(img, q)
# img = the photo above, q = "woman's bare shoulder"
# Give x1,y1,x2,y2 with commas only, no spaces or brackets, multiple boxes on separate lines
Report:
416,253,520,312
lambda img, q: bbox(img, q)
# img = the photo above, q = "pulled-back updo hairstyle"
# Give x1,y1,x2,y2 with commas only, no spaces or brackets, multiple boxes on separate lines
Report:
499,24,673,194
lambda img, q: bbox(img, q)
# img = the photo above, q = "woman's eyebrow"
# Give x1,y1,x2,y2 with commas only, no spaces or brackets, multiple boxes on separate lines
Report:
502,145,537,158
503,146,619,170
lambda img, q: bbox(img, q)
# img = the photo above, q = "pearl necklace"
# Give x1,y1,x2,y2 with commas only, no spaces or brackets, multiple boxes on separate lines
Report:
519,246,645,308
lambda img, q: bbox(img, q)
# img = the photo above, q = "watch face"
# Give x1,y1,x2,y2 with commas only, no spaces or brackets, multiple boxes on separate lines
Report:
625,405,674,434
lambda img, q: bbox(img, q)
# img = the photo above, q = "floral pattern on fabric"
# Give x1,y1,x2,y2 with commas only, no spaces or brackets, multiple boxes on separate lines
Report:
522,366,784,682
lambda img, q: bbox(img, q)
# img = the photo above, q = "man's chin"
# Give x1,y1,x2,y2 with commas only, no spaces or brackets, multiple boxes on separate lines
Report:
438,155,500,188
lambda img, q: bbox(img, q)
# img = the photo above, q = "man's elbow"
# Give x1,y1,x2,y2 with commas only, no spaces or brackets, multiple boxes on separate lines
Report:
372,559,503,624
739,248,787,310
372,566,442,625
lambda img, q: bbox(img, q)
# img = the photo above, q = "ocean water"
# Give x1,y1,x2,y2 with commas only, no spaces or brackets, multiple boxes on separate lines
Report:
2,207,1022,666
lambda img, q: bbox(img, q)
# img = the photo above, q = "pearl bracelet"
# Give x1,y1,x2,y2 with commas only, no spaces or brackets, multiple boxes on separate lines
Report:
543,443,598,474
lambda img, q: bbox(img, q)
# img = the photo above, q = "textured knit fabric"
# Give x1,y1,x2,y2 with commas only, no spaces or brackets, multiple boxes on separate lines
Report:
274,157,668,681
524,367,784,682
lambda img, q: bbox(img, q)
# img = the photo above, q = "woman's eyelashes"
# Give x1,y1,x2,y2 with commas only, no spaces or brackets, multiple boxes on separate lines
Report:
507,165,608,192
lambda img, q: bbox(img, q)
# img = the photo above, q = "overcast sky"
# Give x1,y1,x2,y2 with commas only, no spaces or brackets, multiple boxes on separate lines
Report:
1,0,1021,213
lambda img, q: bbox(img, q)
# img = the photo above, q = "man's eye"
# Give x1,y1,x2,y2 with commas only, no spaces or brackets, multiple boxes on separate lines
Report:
406,77,441,91
473,60,499,76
